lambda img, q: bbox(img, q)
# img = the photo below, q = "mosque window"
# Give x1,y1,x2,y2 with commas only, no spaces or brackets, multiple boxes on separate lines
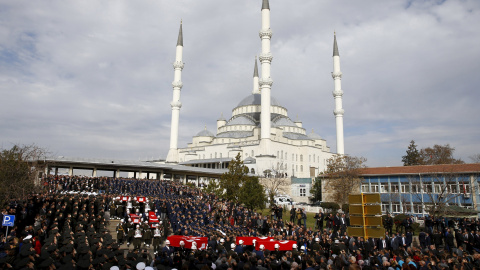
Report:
277,151,279,158
300,165,303,172
292,154,294,160
309,155,311,162
215,152,217,158
296,165,298,172
252,150,254,157
220,153,222,158
251,168,255,174
300,155,303,162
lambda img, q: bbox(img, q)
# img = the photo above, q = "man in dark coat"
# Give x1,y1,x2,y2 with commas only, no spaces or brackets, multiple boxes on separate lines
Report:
445,228,455,252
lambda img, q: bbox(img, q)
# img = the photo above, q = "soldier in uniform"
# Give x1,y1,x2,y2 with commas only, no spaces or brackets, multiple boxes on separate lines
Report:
116,202,124,220
143,221,152,247
109,201,117,219
126,218,135,247
116,219,125,245
133,225,143,250
152,223,162,255
162,239,175,256
217,238,226,254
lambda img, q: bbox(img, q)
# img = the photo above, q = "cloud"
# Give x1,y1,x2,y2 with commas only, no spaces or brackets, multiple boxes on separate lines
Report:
1,0,479,167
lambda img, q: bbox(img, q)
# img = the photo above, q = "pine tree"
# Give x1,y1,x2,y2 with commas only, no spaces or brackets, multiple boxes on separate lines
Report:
402,140,420,166
218,153,250,203
239,176,266,210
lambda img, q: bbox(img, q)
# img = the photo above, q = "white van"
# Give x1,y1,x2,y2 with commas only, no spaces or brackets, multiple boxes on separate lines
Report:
274,196,295,205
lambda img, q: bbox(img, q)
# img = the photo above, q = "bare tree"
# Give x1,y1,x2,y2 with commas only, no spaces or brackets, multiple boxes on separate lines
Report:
0,144,48,207
321,154,367,205
419,144,464,165
469,154,480,163
409,168,465,219
260,162,290,204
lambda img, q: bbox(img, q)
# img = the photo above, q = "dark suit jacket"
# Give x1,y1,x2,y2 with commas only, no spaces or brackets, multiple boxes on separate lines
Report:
445,232,455,247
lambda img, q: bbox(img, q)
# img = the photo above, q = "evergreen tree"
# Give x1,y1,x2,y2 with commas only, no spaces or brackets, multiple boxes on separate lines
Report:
239,176,266,210
310,177,322,202
218,153,250,203
402,140,420,166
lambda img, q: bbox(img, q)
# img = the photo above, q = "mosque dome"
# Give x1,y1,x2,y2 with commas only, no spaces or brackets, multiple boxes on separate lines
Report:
195,127,215,137
308,130,323,140
226,116,256,126
273,117,297,127
236,94,280,107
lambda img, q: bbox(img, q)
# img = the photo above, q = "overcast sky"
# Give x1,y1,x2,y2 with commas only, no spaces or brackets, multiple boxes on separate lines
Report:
1,0,479,167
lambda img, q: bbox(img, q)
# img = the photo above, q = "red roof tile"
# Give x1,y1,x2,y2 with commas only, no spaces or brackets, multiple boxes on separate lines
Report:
359,163,480,176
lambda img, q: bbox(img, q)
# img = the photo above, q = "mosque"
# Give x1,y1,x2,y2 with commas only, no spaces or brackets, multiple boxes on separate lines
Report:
165,0,345,179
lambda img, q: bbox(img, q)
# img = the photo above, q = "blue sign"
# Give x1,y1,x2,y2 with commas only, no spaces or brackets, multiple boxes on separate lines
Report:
2,215,15,227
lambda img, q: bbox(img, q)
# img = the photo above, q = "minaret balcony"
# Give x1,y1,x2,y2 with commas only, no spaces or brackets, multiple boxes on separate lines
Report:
173,61,185,70
259,29,273,39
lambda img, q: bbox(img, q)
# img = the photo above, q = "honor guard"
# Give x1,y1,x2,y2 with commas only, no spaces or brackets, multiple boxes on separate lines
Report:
152,223,163,254
116,219,125,245
133,225,143,250
110,202,117,219
126,219,135,247
162,240,174,257
126,197,133,210
143,221,152,247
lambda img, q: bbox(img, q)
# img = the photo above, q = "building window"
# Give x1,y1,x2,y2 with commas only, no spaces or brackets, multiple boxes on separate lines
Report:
392,204,401,213
300,189,306,197
251,168,255,174
300,165,303,172
219,153,222,158
361,184,369,192
401,184,410,193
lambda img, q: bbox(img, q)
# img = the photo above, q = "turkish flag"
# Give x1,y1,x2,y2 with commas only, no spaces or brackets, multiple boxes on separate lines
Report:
255,240,297,251
148,211,159,228
235,236,274,246
167,235,208,250
129,213,140,224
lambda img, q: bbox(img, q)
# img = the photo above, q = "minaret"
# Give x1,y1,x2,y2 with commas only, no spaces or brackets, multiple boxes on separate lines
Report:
259,0,273,154
166,22,184,163
252,57,260,94
332,32,345,155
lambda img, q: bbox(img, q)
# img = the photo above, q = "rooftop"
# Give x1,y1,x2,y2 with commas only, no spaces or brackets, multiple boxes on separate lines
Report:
359,163,480,176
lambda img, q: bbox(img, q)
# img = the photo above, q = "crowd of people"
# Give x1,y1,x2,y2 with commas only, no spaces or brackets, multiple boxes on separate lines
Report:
0,175,479,270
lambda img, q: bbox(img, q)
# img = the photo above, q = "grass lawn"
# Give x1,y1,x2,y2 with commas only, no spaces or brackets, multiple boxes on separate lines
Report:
258,208,320,229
